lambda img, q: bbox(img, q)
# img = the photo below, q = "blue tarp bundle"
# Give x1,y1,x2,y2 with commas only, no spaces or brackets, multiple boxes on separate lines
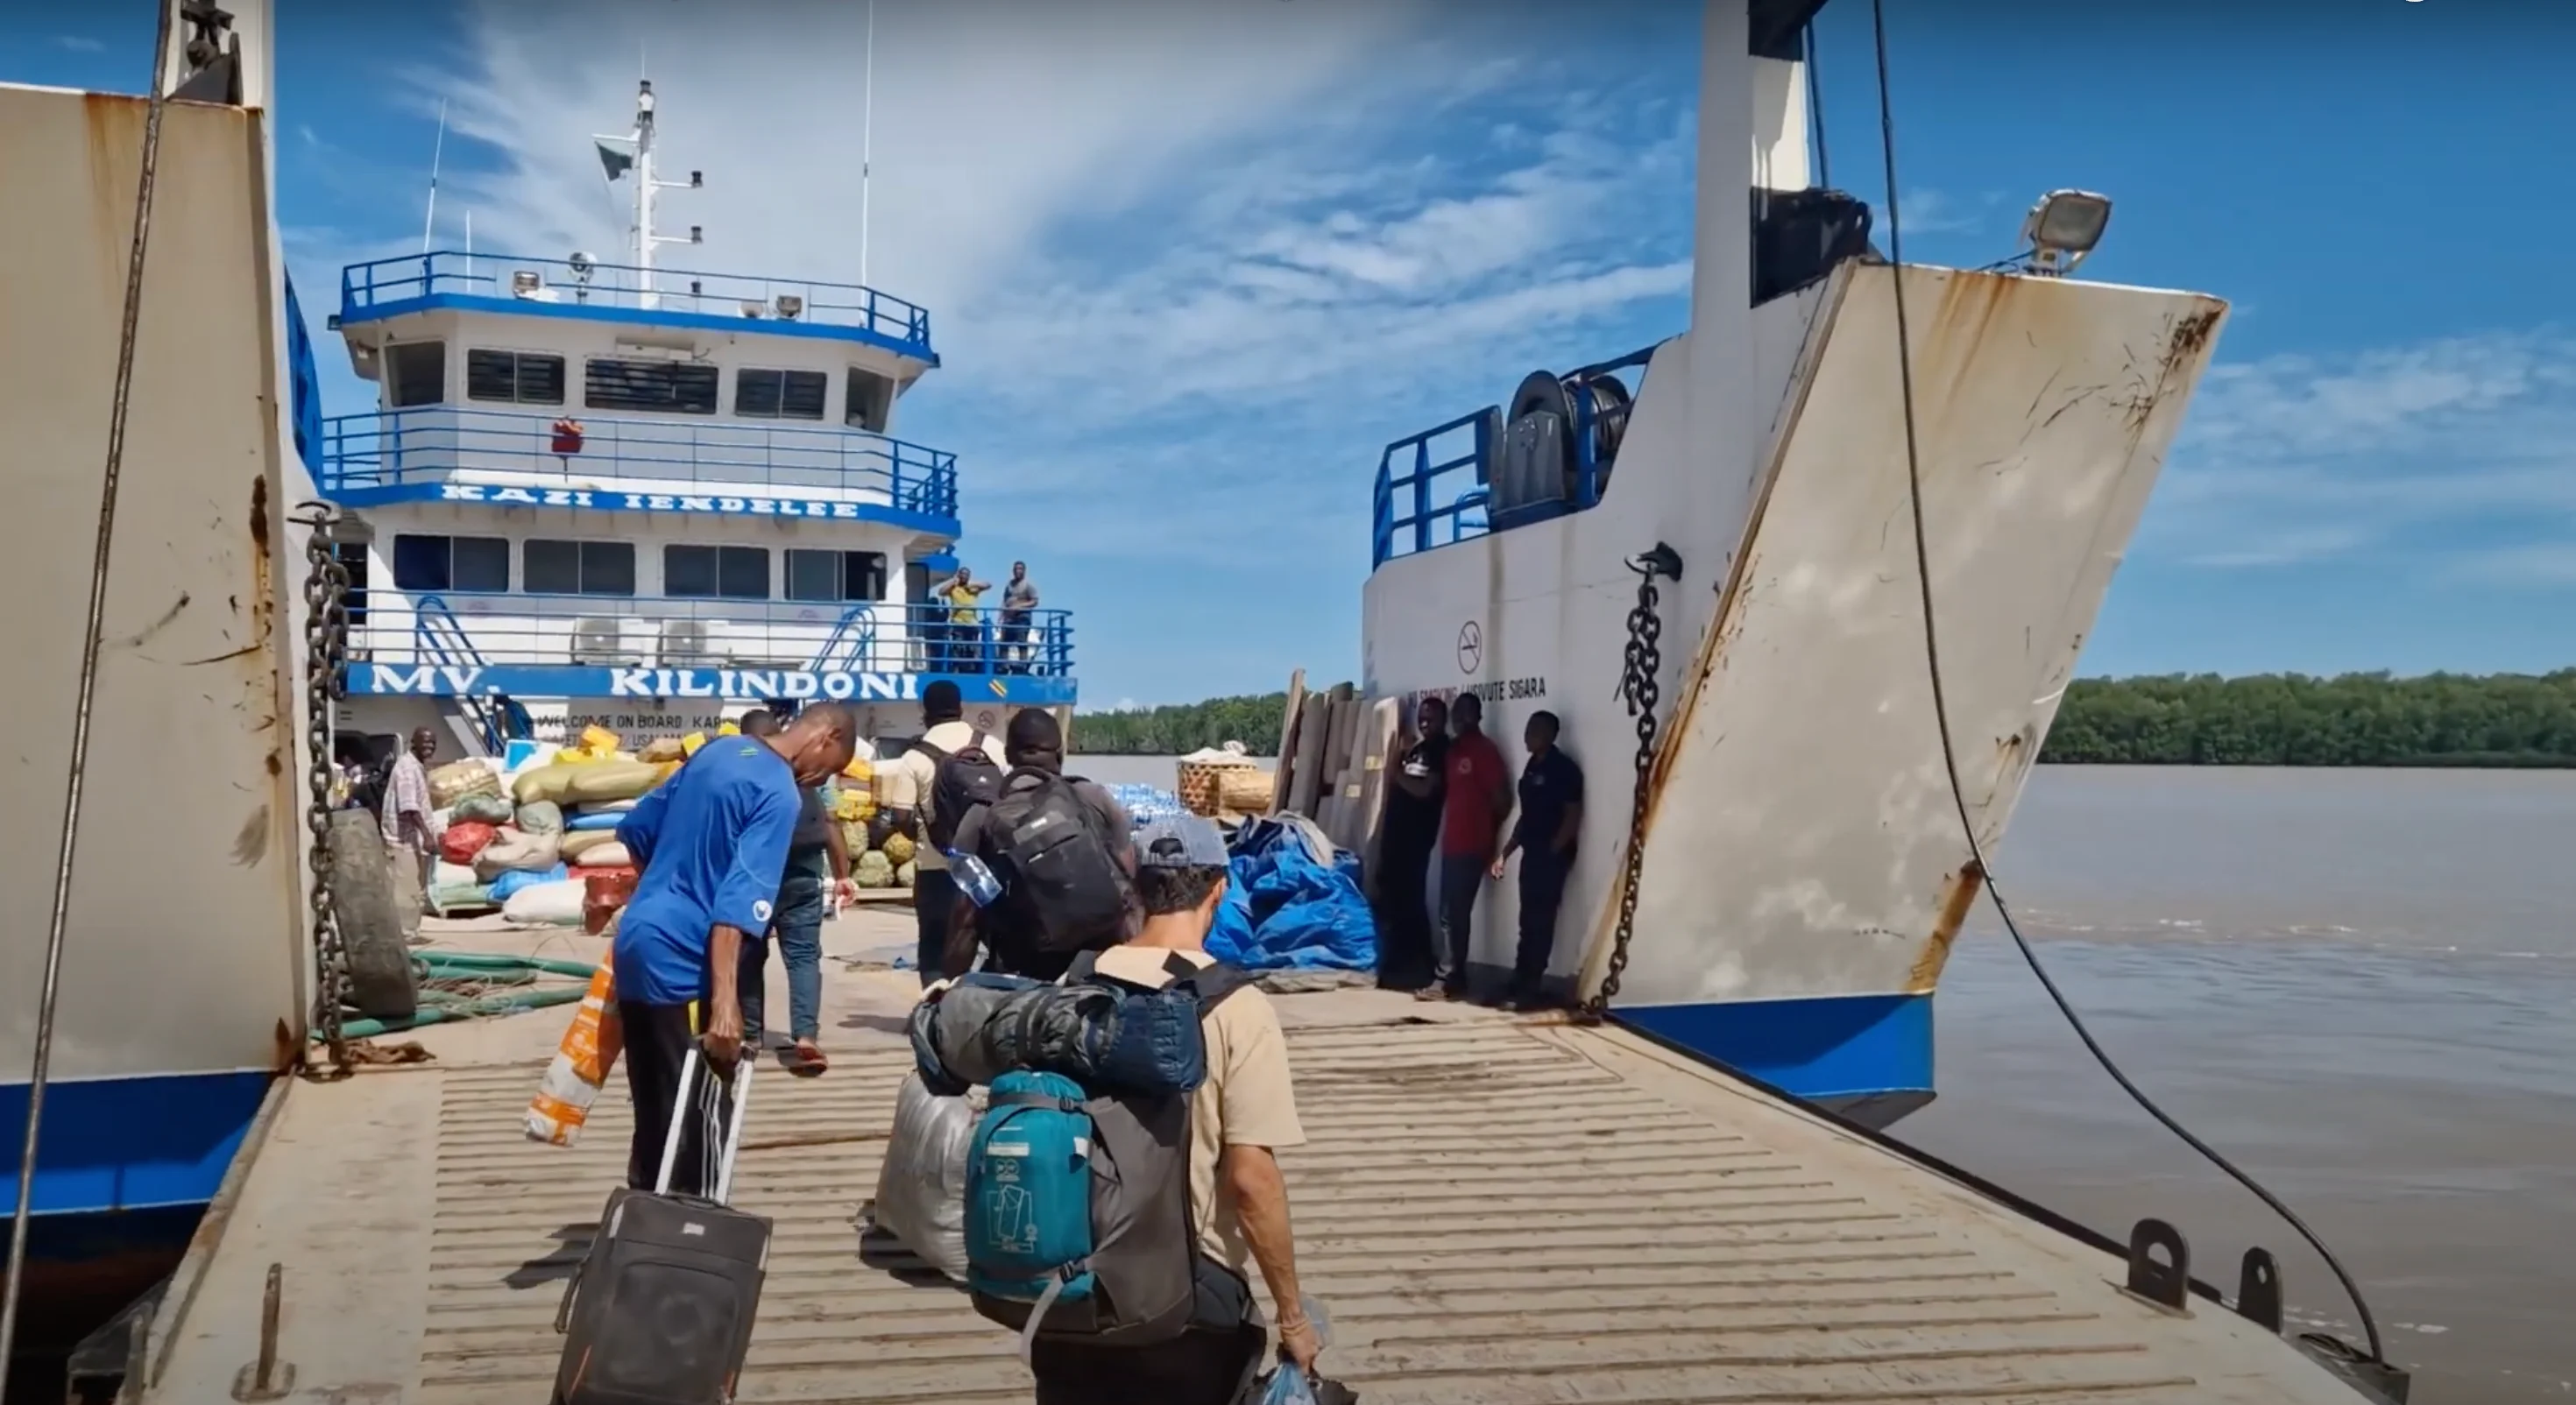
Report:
1207,817,1377,973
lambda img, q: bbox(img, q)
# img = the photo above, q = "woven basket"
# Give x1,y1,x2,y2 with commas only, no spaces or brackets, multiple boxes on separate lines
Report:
1175,760,1233,817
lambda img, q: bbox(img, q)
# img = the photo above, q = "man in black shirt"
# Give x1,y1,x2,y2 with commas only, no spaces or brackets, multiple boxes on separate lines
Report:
1373,695,1449,992
944,709,1139,981
1489,710,1583,1012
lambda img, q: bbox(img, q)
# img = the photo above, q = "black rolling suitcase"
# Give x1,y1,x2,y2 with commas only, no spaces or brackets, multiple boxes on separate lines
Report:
552,1048,769,1405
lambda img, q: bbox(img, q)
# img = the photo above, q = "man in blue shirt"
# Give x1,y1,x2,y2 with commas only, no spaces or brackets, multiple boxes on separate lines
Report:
612,702,858,1193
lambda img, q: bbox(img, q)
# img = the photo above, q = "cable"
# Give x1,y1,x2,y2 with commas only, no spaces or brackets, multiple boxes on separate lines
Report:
1863,0,2388,1367
1804,20,1829,191
0,4,181,1393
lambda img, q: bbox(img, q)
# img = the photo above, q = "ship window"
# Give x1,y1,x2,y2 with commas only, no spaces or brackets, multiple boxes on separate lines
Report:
844,369,895,433
524,539,636,597
466,349,567,405
734,368,828,420
664,544,769,600
390,533,507,593
584,357,719,414
385,341,448,407
786,548,888,603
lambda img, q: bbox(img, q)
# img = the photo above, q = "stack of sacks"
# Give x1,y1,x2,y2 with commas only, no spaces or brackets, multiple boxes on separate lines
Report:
475,725,670,926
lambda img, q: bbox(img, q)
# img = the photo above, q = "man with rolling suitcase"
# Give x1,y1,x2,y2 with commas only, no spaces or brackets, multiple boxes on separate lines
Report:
552,1048,768,1405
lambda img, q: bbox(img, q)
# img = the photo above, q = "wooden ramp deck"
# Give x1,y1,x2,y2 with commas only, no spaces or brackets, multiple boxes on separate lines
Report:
141,1002,2370,1404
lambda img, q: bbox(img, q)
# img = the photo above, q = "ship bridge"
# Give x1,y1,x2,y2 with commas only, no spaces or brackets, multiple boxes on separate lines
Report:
313,84,1072,752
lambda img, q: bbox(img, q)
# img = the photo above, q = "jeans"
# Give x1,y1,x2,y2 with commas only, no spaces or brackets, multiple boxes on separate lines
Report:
1434,851,1487,992
1512,849,1572,998
619,999,730,1196
914,867,957,985
999,618,1030,673
739,866,825,1045
1373,836,1436,989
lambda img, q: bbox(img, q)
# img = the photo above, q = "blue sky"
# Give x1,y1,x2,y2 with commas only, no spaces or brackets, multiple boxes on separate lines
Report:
10,0,2575,707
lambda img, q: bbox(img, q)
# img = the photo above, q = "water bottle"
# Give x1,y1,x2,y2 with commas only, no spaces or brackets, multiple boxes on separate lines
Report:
949,850,1002,907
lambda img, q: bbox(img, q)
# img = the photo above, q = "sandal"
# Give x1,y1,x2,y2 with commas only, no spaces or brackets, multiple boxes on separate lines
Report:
787,1041,830,1077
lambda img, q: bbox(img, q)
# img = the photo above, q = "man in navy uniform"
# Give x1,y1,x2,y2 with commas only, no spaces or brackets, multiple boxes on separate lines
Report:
1489,710,1583,1012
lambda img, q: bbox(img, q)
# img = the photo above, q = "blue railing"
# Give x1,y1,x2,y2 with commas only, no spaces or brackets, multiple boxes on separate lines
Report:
319,406,959,519
350,592,1073,680
282,272,325,479
1371,408,1498,568
1370,348,1656,568
412,595,506,752
339,251,937,362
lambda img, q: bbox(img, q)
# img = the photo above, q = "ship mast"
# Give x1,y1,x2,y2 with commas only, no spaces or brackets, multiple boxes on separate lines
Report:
597,80,703,309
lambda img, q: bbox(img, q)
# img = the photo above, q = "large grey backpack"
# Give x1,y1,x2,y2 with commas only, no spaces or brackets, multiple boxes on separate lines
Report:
960,951,1250,1358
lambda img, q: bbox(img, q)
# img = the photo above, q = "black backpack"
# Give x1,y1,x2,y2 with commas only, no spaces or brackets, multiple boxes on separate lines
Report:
982,769,1134,955
912,729,1004,851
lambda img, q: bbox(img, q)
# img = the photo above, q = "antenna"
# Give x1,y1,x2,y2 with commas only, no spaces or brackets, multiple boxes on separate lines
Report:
421,97,448,255
860,0,876,285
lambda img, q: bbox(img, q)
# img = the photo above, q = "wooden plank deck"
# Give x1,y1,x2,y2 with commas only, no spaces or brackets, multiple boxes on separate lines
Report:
142,999,2369,1404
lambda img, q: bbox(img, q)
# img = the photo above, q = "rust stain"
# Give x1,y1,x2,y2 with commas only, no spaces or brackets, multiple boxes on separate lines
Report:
230,803,270,867
1907,857,1987,992
265,749,283,774
271,1018,298,1072
247,472,271,553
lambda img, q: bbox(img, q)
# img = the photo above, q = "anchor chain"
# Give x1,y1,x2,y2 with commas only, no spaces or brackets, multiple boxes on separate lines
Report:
294,505,354,1078
1579,542,1681,1024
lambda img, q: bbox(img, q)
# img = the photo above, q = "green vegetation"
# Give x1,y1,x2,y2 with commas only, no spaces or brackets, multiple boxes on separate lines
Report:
1072,694,1294,757
1076,673,2576,767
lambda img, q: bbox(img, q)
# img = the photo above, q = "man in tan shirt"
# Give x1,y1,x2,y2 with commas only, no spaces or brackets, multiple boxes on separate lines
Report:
1030,813,1321,1404
874,681,1000,985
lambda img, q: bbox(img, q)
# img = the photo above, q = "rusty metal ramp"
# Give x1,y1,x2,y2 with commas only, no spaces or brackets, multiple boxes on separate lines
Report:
141,1010,2373,1403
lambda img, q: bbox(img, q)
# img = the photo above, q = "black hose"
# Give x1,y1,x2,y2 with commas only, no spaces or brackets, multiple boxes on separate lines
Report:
1864,0,2388,1366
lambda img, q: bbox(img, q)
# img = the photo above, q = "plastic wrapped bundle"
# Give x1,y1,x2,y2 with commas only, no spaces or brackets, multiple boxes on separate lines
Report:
1106,783,1189,830
867,1072,982,1280
909,969,1233,1098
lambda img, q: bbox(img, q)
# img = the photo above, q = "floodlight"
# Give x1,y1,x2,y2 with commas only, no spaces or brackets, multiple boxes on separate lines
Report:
2020,189,2112,276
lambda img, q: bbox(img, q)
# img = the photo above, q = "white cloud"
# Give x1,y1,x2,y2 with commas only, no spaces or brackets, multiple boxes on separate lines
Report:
395,0,1707,699
2148,329,2576,577
55,35,105,53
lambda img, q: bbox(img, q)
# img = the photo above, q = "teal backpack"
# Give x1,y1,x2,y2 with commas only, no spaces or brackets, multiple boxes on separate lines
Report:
960,952,1249,1359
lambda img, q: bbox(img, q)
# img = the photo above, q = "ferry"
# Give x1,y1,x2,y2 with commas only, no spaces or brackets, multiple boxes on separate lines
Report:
322,82,1072,755
9,1,2406,1401
1362,17,2218,1131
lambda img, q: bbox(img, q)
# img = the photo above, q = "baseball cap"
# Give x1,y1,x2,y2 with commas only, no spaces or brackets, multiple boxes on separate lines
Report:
1134,813,1230,870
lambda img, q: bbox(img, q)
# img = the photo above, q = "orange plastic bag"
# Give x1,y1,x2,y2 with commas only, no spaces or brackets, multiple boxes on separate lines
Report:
525,961,622,1147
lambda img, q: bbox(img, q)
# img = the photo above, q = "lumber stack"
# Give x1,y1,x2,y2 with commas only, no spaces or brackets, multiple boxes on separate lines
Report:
1267,670,1398,879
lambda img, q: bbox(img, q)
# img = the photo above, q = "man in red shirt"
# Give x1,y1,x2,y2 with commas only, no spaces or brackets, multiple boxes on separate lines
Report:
1418,691,1511,1002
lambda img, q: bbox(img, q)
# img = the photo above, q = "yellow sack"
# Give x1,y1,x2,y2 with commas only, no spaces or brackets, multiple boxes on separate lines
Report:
567,759,666,804
639,737,687,764
525,962,622,1147
842,755,874,784
580,724,621,754
511,762,578,806
681,731,708,756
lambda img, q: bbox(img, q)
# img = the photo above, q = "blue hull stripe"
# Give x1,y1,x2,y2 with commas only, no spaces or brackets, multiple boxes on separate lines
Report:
1615,992,1934,1104
1,1069,274,1217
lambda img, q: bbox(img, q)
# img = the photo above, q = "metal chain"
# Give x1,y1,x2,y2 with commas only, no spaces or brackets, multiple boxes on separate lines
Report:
294,505,354,1077
1578,543,1681,1023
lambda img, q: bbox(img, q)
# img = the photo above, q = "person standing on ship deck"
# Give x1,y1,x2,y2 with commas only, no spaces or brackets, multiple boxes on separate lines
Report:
998,561,1039,673
1490,710,1583,1012
611,704,857,1193
1418,692,1510,1003
380,726,438,946
732,709,853,1076
940,566,991,672
1374,695,1449,992
879,681,1001,985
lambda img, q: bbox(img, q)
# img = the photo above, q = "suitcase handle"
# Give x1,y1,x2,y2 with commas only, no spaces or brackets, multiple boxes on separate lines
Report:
653,1046,755,1203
